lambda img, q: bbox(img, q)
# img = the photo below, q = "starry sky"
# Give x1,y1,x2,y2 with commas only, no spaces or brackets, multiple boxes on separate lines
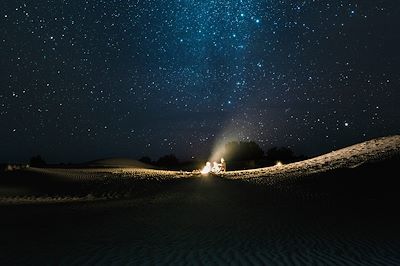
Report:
1,0,399,163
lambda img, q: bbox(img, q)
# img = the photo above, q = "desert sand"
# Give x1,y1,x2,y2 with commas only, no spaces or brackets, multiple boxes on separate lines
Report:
1,136,400,265
1,135,399,204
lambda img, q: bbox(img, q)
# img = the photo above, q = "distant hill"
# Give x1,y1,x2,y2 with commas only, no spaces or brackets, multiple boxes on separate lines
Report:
84,157,153,169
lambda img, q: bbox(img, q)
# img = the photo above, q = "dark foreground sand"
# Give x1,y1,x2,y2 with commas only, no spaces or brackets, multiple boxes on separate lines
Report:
1,156,400,265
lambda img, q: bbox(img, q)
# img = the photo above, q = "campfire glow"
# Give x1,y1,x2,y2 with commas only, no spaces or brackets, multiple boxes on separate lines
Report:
200,158,226,175
200,162,212,174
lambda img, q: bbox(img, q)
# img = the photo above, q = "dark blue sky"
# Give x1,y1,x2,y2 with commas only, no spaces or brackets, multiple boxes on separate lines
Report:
1,0,399,163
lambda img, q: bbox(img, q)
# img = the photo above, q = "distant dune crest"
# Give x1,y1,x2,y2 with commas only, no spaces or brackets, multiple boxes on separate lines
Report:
225,135,400,181
86,158,152,169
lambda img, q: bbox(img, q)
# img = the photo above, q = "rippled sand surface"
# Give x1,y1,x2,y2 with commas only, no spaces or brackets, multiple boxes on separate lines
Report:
0,177,399,265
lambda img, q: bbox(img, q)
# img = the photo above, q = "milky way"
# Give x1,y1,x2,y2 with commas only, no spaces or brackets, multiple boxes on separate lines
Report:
1,0,399,162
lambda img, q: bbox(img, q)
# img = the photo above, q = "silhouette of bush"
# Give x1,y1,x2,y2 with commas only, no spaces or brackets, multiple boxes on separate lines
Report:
266,147,295,162
223,141,264,161
139,156,152,165
156,154,179,167
30,155,46,167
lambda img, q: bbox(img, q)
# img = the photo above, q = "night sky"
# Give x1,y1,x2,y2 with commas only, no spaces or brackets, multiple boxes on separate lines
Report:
1,0,399,163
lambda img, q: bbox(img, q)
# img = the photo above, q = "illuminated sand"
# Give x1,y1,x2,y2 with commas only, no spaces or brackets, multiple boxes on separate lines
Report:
0,168,188,204
225,135,400,183
1,135,399,204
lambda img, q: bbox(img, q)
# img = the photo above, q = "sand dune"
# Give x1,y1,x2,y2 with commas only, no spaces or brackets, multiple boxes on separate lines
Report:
225,135,400,183
0,135,399,205
0,167,188,204
27,167,183,182
84,157,152,168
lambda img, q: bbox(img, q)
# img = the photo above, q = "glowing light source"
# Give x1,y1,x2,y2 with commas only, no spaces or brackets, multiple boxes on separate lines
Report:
201,162,212,174
200,158,226,175
275,161,283,167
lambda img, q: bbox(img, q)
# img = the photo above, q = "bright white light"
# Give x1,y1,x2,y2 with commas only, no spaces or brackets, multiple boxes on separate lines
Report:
275,161,283,167
201,162,212,174
200,158,226,175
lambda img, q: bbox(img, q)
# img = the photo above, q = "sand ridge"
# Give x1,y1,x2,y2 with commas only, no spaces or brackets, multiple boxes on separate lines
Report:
1,135,399,204
225,135,400,183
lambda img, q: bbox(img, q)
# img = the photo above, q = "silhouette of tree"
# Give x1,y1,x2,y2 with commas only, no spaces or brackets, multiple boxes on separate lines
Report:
223,141,264,161
157,154,179,167
266,147,295,162
29,155,46,167
139,156,152,164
